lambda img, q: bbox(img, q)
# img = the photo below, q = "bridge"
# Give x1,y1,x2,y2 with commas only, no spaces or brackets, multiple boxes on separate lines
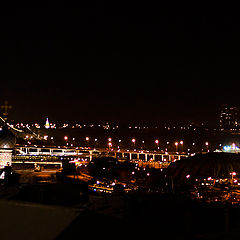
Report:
13,159,63,167
14,146,188,168
114,150,187,162
15,146,98,158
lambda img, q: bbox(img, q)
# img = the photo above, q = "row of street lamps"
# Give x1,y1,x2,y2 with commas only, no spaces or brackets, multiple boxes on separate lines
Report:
62,136,210,152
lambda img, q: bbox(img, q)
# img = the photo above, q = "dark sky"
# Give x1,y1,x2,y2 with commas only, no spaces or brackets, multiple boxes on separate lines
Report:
0,2,240,125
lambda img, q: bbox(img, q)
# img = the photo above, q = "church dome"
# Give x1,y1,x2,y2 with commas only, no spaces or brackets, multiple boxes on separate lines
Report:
0,125,16,149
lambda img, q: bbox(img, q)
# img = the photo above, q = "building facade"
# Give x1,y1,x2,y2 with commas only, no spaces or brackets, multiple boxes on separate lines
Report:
0,125,16,169
219,104,240,131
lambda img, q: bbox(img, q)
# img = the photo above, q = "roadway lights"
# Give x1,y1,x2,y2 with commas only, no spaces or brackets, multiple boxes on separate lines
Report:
205,142,209,152
180,141,184,152
175,142,178,152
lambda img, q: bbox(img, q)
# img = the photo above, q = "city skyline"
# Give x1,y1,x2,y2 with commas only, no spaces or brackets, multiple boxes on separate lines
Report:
2,3,240,238
1,97,240,127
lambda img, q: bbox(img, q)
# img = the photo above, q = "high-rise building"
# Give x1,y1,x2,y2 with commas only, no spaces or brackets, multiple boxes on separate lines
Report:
219,104,240,130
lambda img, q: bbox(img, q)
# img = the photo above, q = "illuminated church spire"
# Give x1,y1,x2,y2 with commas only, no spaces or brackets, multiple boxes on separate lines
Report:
45,117,50,129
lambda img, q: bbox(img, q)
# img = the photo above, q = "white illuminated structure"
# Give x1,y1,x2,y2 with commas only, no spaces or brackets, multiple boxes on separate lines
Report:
45,117,50,129
0,125,16,169
0,149,12,169
222,143,240,153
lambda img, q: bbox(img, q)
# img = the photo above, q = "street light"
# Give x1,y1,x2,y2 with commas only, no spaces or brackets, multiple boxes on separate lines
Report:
230,172,237,180
180,140,183,152
132,138,136,150
85,137,90,147
108,142,112,150
175,142,179,152
155,139,159,150
205,142,209,152
64,136,68,146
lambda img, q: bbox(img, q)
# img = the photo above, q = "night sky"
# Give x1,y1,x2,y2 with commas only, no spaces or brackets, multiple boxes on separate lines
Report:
1,2,240,125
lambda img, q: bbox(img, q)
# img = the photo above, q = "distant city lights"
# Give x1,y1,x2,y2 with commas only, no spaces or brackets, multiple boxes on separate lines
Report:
223,143,240,153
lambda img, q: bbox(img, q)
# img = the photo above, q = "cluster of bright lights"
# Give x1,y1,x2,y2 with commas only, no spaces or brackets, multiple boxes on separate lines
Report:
223,143,240,152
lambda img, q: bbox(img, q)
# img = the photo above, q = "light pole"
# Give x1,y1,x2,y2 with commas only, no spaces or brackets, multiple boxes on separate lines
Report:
85,136,89,147
180,140,183,152
132,138,136,149
64,136,68,146
175,142,179,152
108,142,112,150
108,138,112,150
205,142,209,152
155,139,159,150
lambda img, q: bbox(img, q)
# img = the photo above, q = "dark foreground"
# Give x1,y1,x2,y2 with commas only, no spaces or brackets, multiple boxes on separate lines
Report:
2,167,240,239
2,185,240,239
57,193,240,240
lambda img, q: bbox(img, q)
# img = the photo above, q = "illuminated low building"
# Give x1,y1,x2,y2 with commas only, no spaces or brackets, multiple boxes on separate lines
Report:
222,143,240,153
0,125,16,169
